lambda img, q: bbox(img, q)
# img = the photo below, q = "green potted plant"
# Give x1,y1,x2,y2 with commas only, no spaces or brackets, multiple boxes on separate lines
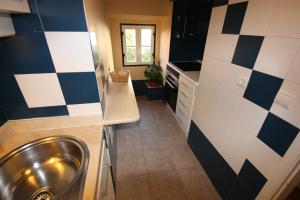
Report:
144,61,163,87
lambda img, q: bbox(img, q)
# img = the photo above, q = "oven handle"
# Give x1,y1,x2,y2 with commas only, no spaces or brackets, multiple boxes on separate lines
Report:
165,79,176,89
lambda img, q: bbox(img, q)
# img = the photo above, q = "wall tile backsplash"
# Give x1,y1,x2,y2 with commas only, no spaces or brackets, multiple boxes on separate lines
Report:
0,0,101,124
191,0,300,199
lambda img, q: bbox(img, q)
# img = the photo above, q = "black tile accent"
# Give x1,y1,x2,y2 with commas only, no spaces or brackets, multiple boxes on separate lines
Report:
4,108,32,120
188,121,268,200
58,72,100,105
31,106,69,118
258,113,299,157
244,71,283,110
0,108,7,127
0,76,28,109
11,0,43,33
0,43,13,76
1,32,55,74
132,80,146,96
238,159,267,198
227,178,254,200
232,35,264,69
222,2,248,34
188,121,237,199
36,0,88,31
213,0,229,7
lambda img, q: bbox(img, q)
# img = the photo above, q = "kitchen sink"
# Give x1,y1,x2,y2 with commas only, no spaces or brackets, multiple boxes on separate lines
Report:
0,136,89,200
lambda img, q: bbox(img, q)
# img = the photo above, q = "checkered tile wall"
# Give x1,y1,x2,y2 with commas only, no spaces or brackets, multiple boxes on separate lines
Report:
190,0,300,199
0,0,101,122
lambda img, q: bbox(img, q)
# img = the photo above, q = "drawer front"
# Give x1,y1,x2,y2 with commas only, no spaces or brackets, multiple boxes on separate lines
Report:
177,98,191,117
179,76,195,96
175,109,189,132
178,89,193,106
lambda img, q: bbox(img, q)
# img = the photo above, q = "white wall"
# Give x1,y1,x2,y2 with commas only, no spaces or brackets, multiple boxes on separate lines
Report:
192,0,300,199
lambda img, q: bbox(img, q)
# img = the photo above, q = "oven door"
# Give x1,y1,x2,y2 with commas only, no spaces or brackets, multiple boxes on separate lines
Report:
165,78,178,112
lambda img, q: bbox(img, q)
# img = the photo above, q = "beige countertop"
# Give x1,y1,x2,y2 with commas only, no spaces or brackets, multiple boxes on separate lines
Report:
168,62,200,84
0,115,103,200
103,74,140,125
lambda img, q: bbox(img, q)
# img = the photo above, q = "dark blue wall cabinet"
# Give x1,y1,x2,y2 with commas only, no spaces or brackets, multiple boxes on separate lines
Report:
169,0,212,62
188,121,267,200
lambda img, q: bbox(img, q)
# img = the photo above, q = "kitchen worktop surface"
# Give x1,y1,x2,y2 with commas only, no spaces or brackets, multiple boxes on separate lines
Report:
104,74,140,125
168,62,200,84
0,115,103,200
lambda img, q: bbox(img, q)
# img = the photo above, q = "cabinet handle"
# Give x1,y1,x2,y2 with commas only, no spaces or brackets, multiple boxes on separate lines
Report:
180,91,188,98
181,81,189,88
178,108,185,116
179,100,186,107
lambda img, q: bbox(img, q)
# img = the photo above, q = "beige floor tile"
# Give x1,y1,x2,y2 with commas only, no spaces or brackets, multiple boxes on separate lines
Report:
148,171,188,200
117,158,147,180
117,175,152,200
177,168,221,200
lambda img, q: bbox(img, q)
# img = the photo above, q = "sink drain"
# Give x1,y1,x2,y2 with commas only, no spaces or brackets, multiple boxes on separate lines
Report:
32,189,54,200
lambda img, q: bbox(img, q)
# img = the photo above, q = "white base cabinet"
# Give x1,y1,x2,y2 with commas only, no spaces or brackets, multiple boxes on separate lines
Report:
175,75,197,137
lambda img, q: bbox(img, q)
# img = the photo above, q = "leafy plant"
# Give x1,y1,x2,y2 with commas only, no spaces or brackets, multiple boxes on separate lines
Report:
144,61,163,85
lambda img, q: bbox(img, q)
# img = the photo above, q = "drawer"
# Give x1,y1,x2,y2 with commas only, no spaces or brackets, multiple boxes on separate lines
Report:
175,110,189,132
177,89,193,106
177,98,191,117
179,75,196,96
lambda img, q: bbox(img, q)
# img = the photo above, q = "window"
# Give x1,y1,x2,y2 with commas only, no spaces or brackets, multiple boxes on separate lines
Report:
121,24,156,66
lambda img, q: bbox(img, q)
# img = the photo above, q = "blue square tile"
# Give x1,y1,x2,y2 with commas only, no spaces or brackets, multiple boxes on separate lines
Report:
232,35,264,69
4,108,32,120
0,42,13,75
222,2,248,34
227,178,254,200
214,157,237,199
58,72,100,105
213,0,229,7
0,76,28,109
11,0,43,33
36,0,87,31
258,113,299,157
244,71,283,110
238,159,267,198
0,109,7,127
31,106,68,118
1,32,55,74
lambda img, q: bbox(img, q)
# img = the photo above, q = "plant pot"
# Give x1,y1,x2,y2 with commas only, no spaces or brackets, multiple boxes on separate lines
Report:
148,80,159,87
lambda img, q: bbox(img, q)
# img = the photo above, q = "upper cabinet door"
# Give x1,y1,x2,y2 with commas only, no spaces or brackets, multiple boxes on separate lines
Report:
0,0,30,14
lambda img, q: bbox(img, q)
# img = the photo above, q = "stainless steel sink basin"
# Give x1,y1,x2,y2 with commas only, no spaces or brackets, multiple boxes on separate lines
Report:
0,136,89,200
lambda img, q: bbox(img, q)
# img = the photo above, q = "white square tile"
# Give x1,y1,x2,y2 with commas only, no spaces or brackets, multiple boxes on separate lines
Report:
246,139,281,179
204,33,238,62
267,0,300,38
45,32,94,73
67,103,102,116
240,0,276,36
254,37,300,78
286,48,300,84
15,73,66,108
271,80,300,128
208,6,227,34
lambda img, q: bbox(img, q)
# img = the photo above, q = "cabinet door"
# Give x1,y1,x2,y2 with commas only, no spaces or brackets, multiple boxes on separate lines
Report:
0,0,30,13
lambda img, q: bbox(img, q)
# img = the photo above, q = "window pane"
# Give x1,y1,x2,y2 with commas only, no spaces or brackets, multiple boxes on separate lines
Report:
125,29,136,46
126,47,136,62
141,29,152,46
141,47,151,62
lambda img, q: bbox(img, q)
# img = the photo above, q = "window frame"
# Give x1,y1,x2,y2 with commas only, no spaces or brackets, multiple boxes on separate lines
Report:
120,23,156,67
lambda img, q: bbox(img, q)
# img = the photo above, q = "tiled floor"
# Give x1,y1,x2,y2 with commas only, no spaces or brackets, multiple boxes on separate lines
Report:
116,96,221,200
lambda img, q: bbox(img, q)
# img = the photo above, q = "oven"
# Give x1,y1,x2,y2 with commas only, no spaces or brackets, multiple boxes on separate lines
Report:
165,65,179,112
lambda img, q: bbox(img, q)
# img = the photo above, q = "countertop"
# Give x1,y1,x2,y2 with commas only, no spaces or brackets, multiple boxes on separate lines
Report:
168,62,200,84
103,74,140,125
0,115,103,200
